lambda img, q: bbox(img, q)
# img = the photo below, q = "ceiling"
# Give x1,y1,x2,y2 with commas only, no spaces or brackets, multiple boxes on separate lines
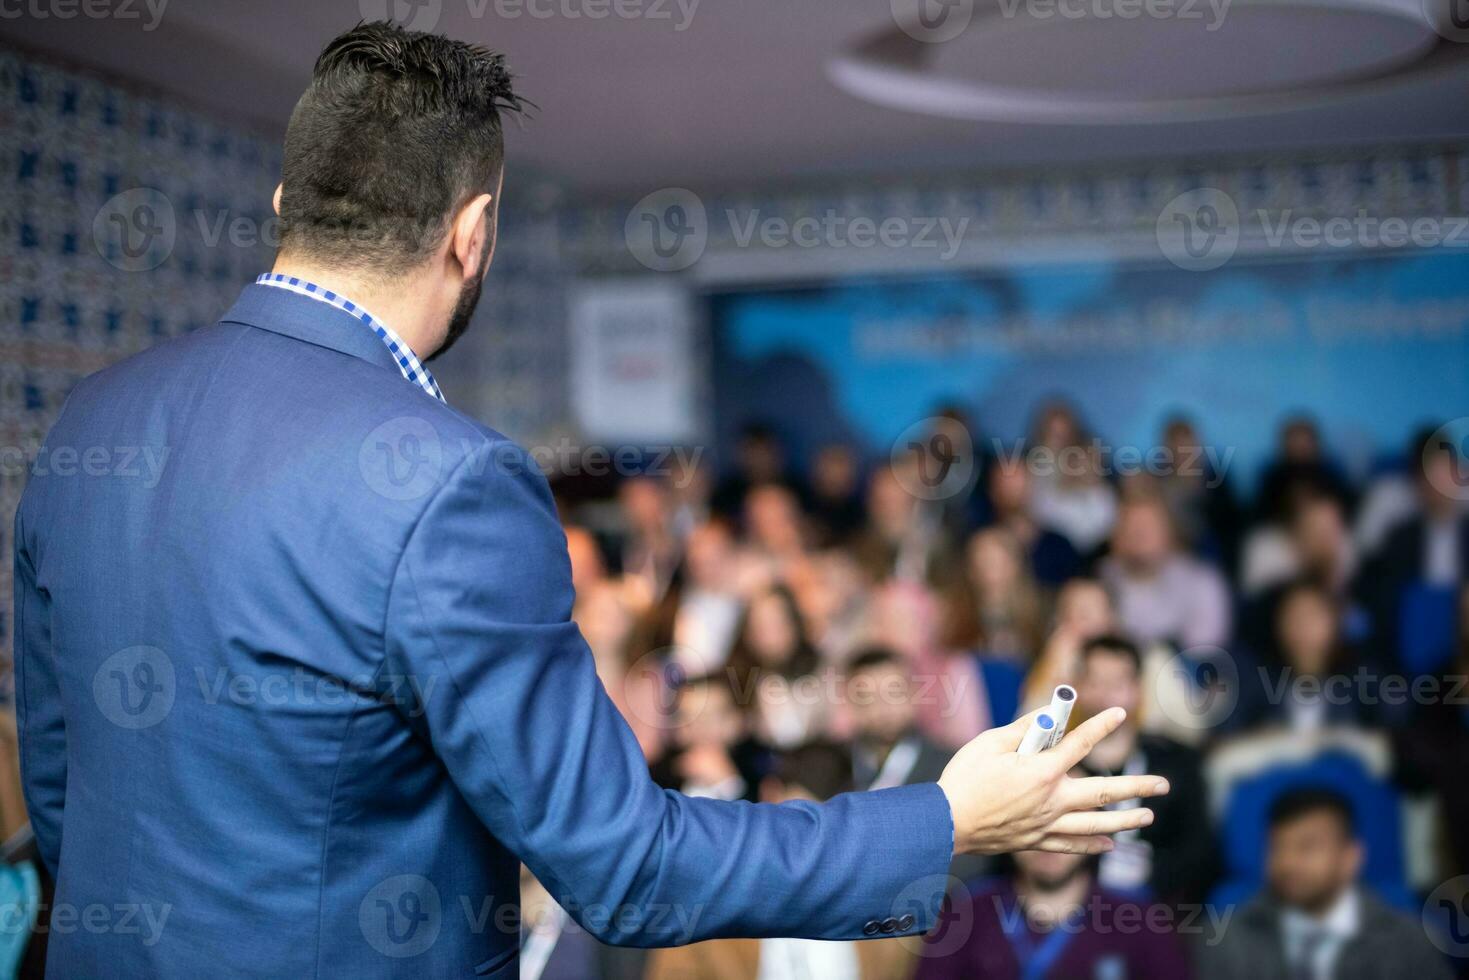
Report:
5,0,1469,194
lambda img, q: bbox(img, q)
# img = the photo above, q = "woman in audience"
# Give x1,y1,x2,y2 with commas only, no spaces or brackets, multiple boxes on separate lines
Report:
1232,579,1373,733
725,584,828,748
942,526,1049,665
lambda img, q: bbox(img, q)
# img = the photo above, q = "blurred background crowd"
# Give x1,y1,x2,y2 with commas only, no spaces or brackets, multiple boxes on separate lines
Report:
540,408,1469,979
6,1,1469,976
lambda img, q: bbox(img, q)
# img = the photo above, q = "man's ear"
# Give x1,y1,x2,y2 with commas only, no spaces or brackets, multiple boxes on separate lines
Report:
272,183,283,216
449,192,495,282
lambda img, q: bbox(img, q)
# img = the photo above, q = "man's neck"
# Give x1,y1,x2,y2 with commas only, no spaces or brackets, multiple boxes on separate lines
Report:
270,255,442,361
1088,726,1138,771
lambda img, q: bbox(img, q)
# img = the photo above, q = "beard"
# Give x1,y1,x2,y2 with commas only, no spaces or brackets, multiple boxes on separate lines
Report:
427,245,491,362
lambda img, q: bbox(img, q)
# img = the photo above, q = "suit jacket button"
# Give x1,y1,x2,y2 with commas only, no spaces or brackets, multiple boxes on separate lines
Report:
880,917,899,933
897,913,916,931
862,920,881,936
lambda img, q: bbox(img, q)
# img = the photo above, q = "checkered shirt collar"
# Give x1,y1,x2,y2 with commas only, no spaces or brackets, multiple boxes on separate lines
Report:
254,273,444,403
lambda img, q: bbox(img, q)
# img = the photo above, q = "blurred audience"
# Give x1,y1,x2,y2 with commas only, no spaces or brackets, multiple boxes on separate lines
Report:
549,412,1466,978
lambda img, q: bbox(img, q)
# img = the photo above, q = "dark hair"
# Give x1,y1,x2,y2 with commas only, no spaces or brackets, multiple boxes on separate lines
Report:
278,21,525,267
770,741,853,802
846,646,904,677
1080,633,1142,675
1268,787,1355,836
726,584,820,686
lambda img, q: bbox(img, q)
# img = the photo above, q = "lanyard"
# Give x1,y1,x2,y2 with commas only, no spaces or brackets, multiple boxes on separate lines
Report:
1000,900,1082,980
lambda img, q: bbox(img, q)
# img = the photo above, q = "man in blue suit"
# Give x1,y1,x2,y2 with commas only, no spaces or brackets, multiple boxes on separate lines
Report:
13,22,1167,978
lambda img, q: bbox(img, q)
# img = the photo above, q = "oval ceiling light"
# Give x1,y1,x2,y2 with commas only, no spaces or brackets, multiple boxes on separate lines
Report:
829,0,1469,123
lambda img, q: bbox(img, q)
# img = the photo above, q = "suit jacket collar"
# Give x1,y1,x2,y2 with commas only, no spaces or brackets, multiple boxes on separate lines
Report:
219,282,403,378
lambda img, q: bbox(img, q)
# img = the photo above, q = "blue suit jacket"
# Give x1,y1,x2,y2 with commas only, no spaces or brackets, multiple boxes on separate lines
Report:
13,283,954,978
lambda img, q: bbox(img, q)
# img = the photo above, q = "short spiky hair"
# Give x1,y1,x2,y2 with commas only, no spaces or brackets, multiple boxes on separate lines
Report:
277,21,525,268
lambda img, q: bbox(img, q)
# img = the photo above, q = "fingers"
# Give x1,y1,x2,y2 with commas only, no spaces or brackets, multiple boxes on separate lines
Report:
1061,775,1172,811
1031,834,1116,855
980,707,1048,753
1049,807,1155,837
1053,706,1128,768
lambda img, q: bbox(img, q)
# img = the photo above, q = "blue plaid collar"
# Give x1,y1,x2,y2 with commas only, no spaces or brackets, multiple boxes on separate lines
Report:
254,274,444,403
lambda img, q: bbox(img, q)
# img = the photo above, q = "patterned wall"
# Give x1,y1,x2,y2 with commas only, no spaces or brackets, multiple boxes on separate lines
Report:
0,44,574,679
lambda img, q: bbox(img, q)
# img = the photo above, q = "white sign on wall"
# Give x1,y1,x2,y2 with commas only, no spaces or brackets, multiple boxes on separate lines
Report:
569,281,700,443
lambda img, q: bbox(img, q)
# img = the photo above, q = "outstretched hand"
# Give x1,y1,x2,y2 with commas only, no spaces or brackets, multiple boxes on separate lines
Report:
936,707,1170,856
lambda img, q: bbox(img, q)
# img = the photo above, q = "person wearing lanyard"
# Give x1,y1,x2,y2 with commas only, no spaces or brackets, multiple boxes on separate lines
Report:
914,847,1193,979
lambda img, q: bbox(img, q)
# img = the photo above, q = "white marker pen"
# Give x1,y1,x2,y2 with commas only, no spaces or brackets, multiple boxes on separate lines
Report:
1017,712,1056,755
1045,685,1076,749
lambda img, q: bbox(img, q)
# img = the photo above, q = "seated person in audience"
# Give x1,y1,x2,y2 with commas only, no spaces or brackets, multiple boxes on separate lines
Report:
646,742,917,980
1254,415,1355,526
1100,493,1232,650
661,518,746,677
978,457,1082,586
649,673,769,803
725,584,828,748
1355,431,1469,673
916,825,1192,978
1155,415,1243,574
941,527,1049,664
1026,401,1120,558
1241,490,1358,651
1075,635,1217,906
1200,789,1450,980
844,647,952,791
711,421,793,518
1231,581,1375,734
808,442,867,547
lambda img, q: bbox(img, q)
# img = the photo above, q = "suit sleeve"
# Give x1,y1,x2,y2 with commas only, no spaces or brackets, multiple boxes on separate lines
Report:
13,503,66,877
382,442,954,946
